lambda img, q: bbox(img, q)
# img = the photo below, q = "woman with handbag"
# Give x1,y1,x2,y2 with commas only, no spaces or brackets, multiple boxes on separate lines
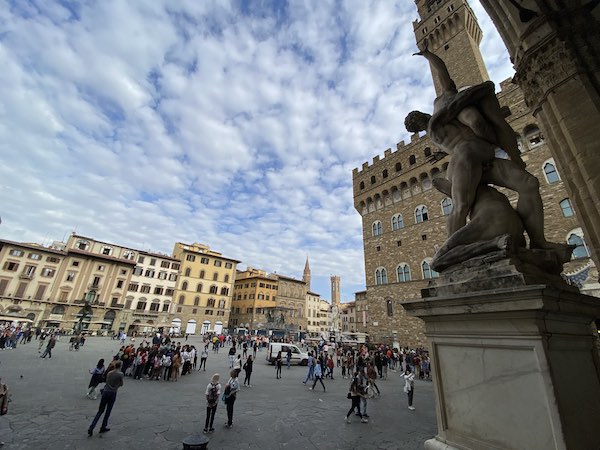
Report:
87,359,105,399
345,373,367,424
403,366,415,410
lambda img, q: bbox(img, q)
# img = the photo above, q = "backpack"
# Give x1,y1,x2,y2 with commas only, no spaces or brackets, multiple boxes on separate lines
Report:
163,356,172,367
207,384,219,405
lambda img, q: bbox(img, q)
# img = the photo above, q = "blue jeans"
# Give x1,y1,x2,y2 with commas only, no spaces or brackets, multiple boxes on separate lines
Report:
303,366,314,383
89,390,117,431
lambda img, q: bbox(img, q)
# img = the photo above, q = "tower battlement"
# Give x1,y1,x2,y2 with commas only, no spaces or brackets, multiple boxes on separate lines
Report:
352,132,430,175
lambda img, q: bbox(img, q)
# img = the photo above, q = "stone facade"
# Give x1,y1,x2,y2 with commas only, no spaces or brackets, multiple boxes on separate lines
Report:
229,267,278,330
351,0,596,348
274,275,307,332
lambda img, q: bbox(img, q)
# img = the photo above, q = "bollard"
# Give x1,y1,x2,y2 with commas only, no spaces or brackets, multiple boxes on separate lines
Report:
182,434,209,450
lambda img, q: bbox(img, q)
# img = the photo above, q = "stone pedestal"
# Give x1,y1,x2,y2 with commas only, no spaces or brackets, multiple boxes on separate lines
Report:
403,272,600,450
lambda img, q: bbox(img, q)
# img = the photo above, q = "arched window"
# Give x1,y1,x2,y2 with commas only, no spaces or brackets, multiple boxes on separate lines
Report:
372,221,383,236
51,305,65,315
210,285,218,294
224,274,229,283
213,272,218,281
184,267,191,276
409,155,416,165
396,264,411,282
375,268,388,285
220,287,229,295
200,270,205,278
441,198,453,216
422,260,439,279
382,169,388,179
395,162,402,172
568,231,590,259
415,205,429,223
424,147,432,157
370,175,376,185
391,214,404,231
181,281,188,291
196,283,203,293
560,199,574,217
360,181,365,190
207,298,216,308
178,295,185,305
194,296,200,306
543,160,560,184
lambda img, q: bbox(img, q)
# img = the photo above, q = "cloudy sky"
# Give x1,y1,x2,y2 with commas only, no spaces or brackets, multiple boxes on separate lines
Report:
0,0,513,301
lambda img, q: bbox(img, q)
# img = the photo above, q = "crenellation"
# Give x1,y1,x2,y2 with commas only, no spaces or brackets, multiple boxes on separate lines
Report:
384,148,392,157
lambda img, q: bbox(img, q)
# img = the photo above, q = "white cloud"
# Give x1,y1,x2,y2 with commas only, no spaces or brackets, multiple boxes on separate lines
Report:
0,0,513,300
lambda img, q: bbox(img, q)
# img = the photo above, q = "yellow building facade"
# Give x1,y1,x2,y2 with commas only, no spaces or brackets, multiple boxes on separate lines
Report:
171,242,238,335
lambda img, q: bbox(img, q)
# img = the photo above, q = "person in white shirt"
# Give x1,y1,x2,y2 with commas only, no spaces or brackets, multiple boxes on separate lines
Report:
404,366,416,410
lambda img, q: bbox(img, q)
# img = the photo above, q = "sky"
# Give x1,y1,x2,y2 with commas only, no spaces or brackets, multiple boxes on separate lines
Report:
0,0,514,302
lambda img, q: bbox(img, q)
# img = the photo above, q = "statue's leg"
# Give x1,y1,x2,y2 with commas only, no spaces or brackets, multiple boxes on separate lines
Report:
484,160,549,248
446,149,483,236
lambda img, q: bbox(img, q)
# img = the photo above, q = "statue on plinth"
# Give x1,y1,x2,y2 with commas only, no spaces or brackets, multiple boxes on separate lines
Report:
405,48,573,277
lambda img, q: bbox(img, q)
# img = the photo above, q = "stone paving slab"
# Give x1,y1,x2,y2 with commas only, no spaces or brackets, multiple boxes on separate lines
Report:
0,336,437,449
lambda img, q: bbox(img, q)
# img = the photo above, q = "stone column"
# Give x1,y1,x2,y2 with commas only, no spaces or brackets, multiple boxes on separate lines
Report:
403,266,600,450
479,1,600,267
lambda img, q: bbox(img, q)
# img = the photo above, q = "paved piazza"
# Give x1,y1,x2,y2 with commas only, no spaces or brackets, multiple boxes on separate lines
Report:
0,336,436,449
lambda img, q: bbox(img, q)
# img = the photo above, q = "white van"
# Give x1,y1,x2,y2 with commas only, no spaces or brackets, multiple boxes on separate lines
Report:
266,343,309,366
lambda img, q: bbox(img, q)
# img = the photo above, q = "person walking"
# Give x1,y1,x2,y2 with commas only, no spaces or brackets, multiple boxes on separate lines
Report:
37,330,47,352
88,360,124,436
286,347,292,369
309,360,326,392
367,363,380,397
302,352,314,384
242,355,253,387
233,354,242,377
87,359,106,400
228,346,236,368
404,366,415,410
345,374,368,423
199,347,208,371
203,374,221,433
223,369,240,428
275,351,283,379
40,334,56,359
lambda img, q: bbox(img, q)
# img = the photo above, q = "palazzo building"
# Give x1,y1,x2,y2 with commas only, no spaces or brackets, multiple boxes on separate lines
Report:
171,242,238,335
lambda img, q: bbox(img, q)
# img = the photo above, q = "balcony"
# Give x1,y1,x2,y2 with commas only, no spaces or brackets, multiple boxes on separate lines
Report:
88,283,102,290
19,272,34,280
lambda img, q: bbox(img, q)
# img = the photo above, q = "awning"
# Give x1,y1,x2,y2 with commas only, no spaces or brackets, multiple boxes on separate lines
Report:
0,315,33,323
132,322,156,327
91,321,113,325
44,319,65,323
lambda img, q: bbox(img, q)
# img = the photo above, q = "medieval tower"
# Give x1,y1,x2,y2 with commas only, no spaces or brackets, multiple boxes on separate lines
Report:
352,0,596,347
330,275,341,307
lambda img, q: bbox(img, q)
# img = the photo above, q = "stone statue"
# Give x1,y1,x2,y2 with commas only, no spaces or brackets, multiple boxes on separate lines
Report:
405,48,571,272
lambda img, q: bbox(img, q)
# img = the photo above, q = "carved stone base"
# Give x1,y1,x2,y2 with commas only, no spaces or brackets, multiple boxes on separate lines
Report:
423,253,577,299
404,284,600,450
